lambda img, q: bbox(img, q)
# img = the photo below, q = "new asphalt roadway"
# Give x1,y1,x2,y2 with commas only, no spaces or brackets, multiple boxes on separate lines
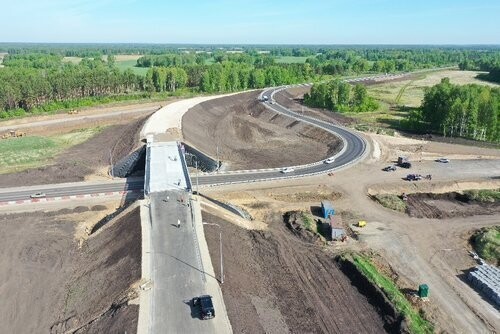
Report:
0,84,368,202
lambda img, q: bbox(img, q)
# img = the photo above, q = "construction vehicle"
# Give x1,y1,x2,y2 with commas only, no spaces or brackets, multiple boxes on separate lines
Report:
1,130,26,139
67,109,79,115
397,156,412,168
357,220,367,227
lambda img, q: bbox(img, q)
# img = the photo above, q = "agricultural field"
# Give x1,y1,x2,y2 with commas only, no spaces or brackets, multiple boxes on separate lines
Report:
368,70,500,108
62,56,83,64
274,56,310,63
0,127,102,174
63,54,147,75
341,70,500,132
115,59,149,75
0,52,6,67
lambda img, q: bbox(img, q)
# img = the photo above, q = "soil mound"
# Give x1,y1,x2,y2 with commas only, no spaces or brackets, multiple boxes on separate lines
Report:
284,211,323,244
182,91,342,170
0,206,141,333
406,192,500,219
203,211,390,333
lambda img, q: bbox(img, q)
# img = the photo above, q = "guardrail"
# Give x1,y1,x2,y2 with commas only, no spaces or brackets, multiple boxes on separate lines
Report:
196,83,370,186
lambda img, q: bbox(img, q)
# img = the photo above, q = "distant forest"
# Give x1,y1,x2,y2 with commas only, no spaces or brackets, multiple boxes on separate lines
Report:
0,44,499,141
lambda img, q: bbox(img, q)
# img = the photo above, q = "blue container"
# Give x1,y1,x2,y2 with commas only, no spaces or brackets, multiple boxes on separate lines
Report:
321,201,335,219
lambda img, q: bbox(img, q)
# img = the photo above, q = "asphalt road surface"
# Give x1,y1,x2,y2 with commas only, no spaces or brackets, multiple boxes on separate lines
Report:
0,85,367,201
148,191,231,333
0,178,144,202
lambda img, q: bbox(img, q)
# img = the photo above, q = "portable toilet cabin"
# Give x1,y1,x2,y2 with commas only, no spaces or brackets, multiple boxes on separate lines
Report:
330,216,345,240
321,201,335,219
418,284,429,298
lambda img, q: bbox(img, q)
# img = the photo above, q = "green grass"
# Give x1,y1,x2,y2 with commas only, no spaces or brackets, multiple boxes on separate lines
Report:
351,254,434,334
463,189,500,203
115,59,149,76
301,212,316,232
373,194,407,212
0,127,103,174
204,57,216,65
275,56,310,64
473,226,500,264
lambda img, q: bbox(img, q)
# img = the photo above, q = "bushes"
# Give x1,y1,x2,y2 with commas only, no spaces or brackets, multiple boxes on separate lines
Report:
463,189,500,202
373,194,407,212
473,227,500,265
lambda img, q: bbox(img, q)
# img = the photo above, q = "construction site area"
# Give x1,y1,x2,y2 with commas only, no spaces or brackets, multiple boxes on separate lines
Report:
0,72,498,334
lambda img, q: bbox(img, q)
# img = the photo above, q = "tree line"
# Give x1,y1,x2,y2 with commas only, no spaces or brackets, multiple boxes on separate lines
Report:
304,80,379,113
0,57,140,116
143,62,314,93
415,78,499,141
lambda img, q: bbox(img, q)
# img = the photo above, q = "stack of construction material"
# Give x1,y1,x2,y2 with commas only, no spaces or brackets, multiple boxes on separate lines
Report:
467,264,500,307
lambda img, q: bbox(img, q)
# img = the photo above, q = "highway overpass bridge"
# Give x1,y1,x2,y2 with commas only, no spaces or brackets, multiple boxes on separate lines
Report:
142,137,232,334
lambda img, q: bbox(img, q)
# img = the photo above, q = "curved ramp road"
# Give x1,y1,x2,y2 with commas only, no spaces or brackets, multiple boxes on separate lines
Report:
196,86,368,186
0,83,370,202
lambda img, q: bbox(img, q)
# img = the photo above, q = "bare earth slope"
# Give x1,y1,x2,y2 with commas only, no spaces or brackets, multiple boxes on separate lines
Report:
0,205,141,334
0,116,147,188
203,211,389,334
182,91,341,170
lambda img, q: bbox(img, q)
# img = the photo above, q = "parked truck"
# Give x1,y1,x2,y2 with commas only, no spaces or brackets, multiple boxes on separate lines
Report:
397,156,412,169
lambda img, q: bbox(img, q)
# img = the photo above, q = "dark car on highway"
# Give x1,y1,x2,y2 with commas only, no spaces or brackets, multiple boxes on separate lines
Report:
193,295,215,320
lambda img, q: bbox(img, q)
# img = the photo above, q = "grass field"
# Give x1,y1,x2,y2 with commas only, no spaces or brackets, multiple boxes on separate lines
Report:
62,56,83,64
368,70,499,108
0,52,7,67
344,70,500,132
275,56,310,64
0,127,103,174
62,55,147,75
115,59,148,76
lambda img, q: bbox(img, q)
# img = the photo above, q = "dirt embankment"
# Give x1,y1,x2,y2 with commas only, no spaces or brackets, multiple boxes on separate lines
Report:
0,116,147,188
182,91,342,170
406,192,500,219
0,205,141,334
203,210,391,334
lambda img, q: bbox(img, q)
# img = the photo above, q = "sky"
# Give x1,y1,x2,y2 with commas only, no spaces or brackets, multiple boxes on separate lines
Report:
1,0,499,44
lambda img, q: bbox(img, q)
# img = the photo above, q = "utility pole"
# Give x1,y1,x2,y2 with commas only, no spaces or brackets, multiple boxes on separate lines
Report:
202,222,223,284
109,149,114,178
195,159,199,195
216,145,219,172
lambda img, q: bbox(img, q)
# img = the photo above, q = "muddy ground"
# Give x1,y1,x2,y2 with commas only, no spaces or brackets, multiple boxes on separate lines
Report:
0,116,147,188
0,204,141,334
182,91,342,170
202,210,392,334
406,192,500,219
